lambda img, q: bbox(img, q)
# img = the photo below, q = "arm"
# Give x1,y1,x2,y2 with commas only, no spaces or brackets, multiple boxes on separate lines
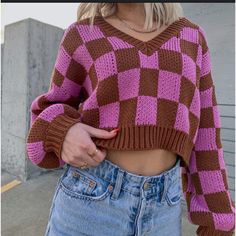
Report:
181,26,235,235
26,22,88,169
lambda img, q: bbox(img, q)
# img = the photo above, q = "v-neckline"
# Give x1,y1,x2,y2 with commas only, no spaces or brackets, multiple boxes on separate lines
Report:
94,15,189,55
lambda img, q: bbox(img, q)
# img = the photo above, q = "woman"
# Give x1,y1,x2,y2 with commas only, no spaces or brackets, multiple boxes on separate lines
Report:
26,3,235,236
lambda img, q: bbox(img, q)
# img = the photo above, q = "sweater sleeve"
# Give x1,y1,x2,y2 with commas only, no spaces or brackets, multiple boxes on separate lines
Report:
181,26,235,235
26,22,88,169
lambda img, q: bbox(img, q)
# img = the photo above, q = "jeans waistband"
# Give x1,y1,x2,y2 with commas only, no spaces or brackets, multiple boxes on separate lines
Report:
67,155,181,196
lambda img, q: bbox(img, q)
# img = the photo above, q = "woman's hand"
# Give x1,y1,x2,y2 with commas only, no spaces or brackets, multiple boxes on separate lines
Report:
61,122,118,168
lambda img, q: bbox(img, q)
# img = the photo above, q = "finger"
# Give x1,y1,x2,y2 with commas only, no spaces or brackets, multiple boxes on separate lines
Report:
81,140,105,163
83,152,101,167
86,146,106,163
86,126,119,139
71,149,107,168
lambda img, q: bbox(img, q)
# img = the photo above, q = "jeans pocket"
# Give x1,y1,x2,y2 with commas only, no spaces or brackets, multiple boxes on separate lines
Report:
165,178,181,206
60,166,111,201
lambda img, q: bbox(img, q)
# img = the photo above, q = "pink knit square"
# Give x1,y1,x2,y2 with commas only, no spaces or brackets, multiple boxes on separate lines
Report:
196,45,202,69
180,27,199,44
213,213,235,231
74,44,94,72
26,141,45,165
213,105,221,128
83,90,99,110
99,102,120,128
189,88,200,119
200,50,211,77
107,36,134,51
83,74,93,95
182,54,196,84
157,70,181,102
139,51,159,69
46,78,82,102
200,87,213,108
76,24,105,43
199,170,226,194
55,47,71,77
39,104,64,122
94,51,118,81
174,103,189,133
190,195,209,212
194,128,217,151
218,148,226,170
118,68,140,101
161,37,181,52
135,96,157,125
188,151,197,173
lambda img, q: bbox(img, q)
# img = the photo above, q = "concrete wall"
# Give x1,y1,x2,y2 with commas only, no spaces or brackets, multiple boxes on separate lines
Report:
1,18,64,181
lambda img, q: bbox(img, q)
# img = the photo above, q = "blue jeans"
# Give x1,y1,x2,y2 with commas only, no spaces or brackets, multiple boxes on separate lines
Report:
44,156,182,236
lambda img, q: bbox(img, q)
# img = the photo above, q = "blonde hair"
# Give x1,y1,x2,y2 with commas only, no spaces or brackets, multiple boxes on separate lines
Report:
77,3,184,30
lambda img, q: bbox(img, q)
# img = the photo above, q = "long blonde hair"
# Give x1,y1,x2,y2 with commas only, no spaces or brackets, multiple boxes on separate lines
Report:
77,3,184,30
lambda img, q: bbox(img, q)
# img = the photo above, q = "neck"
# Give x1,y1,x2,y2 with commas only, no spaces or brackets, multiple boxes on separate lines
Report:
116,3,146,26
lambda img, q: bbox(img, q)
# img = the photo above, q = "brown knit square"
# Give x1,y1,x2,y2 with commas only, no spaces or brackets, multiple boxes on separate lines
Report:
188,112,199,141
139,68,158,97
86,37,114,61
61,26,83,56
205,191,232,213
82,108,100,127
51,69,65,88
158,49,182,75
195,150,220,171
216,128,223,149
199,73,213,91
190,211,214,227
179,76,196,108
119,98,138,125
96,74,119,106
115,48,140,72
66,59,87,85
199,107,215,128
156,99,178,127
181,172,188,192
212,85,218,106
89,64,99,90
180,39,199,63
191,172,203,194
221,169,229,190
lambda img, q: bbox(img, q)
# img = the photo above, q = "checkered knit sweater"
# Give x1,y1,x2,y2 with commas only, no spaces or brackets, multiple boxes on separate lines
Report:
26,16,235,235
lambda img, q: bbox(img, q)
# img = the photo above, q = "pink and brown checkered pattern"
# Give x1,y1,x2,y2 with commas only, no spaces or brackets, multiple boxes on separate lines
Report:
26,15,235,235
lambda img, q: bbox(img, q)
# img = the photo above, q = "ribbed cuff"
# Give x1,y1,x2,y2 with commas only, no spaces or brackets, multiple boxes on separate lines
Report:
44,114,81,160
196,226,235,236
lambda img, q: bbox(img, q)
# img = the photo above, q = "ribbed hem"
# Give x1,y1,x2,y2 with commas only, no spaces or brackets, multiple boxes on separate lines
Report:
196,226,235,236
91,125,194,166
44,114,81,159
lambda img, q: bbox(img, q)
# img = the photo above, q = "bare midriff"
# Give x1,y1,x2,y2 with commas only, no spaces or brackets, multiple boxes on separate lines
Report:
105,149,178,176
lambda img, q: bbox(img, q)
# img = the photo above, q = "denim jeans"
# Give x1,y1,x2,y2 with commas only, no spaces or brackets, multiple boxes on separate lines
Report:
44,156,182,236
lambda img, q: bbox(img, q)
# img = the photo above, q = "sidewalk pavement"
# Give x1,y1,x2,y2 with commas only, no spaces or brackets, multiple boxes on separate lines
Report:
2,168,198,236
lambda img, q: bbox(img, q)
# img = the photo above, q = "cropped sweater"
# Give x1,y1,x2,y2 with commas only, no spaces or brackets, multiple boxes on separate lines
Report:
26,15,235,235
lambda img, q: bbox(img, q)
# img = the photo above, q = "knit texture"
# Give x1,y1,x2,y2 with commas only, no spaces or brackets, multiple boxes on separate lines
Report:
26,15,235,234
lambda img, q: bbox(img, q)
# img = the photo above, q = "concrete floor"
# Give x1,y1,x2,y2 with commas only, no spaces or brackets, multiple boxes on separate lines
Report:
2,168,199,236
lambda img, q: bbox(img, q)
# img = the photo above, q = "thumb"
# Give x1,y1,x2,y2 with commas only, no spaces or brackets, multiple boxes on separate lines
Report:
87,127,119,139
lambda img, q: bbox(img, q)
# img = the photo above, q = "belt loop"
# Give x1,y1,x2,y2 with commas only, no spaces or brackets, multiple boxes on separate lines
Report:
160,174,169,203
110,169,124,200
